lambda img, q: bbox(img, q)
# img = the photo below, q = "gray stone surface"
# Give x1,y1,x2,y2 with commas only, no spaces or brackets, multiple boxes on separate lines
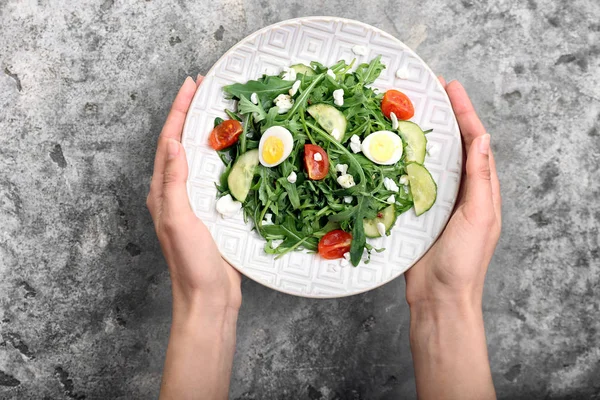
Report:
0,0,599,398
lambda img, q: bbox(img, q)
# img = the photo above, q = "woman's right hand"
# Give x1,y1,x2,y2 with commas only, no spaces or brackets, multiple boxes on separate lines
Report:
404,79,501,400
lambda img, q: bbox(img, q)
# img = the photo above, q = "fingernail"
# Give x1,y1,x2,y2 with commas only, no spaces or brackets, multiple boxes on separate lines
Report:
167,139,180,160
183,76,194,86
479,134,490,155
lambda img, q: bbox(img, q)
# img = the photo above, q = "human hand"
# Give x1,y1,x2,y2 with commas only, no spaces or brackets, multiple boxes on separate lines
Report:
404,79,499,400
405,79,501,309
146,76,242,316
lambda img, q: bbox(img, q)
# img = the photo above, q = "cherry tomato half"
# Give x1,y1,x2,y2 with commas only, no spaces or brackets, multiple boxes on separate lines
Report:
318,230,352,259
304,144,329,180
381,90,415,121
208,119,243,150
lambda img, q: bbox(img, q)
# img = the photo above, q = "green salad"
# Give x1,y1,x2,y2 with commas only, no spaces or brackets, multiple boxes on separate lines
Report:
210,56,436,266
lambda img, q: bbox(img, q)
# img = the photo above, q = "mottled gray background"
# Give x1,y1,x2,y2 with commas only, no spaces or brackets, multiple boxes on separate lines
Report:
0,0,599,399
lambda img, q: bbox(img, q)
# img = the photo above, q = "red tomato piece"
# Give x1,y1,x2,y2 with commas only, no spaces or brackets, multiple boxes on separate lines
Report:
381,90,415,121
318,230,352,259
303,144,329,180
208,119,243,150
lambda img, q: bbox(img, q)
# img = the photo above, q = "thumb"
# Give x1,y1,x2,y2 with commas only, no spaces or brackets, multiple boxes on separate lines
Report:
463,134,494,223
162,139,194,221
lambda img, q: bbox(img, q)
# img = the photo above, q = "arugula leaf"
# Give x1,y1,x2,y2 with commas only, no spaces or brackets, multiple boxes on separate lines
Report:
238,94,267,122
224,76,293,103
349,196,376,266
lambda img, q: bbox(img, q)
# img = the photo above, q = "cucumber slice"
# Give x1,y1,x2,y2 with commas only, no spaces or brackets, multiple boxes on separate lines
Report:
397,121,427,164
290,63,315,76
227,149,259,202
307,104,347,141
406,163,437,216
363,205,396,238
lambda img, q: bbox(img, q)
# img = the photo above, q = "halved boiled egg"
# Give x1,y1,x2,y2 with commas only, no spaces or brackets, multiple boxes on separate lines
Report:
361,130,403,165
258,126,294,167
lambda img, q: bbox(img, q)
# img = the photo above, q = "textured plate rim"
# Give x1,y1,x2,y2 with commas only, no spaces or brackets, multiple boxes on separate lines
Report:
182,16,462,299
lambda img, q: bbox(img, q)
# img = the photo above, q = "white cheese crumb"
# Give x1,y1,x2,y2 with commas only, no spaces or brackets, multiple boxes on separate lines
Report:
282,66,297,81
216,194,242,218
331,128,343,141
340,251,351,267
250,92,259,105
344,196,353,204
333,88,344,106
386,194,396,204
390,112,399,130
383,177,400,193
337,174,356,189
287,171,297,183
395,67,409,79
336,163,349,175
350,142,361,153
274,94,294,114
313,152,323,162
326,69,336,79
349,135,362,153
343,252,351,261
271,239,284,249
289,80,301,96
263,213,274,226
376,222,386,237
352,45,367,56
399,175,409,185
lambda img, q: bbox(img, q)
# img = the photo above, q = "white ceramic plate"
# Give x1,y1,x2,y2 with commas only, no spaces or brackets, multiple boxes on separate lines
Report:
182,17,462,298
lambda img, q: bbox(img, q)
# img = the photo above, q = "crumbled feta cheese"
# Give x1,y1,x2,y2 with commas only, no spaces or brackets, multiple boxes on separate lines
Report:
287,171,297,183
271,239,284,249
376,222,386,237
337,174,356,189
336,163,349,175
333,89,344,106
350,135,362,153
313,152,323,161
326,69,336,79
250,92,259,105
399,175,409,185
344,196,353,204
390,112,399,130
352,45,367,56
395,67,409,79
331,128,343,141
263,213,274,226
386,194,396,204
274,94,294,114
216,194,242,218
383,177,400,192
340,251,351,267
289,80,301,96
282,66,297,81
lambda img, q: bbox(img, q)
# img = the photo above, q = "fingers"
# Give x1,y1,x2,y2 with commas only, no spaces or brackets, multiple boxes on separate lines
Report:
196,74,204,88
438,75,447,88
161,139,195,224
463,134,494,226
148,77,198,215
446,80,487,154
489,149,502,224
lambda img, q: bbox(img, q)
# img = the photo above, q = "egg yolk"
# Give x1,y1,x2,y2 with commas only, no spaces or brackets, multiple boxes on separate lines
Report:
262,136,284,164
369,135,395,162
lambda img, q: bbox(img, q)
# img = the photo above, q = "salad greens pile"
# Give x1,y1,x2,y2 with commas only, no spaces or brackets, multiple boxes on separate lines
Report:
214,56,434,266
